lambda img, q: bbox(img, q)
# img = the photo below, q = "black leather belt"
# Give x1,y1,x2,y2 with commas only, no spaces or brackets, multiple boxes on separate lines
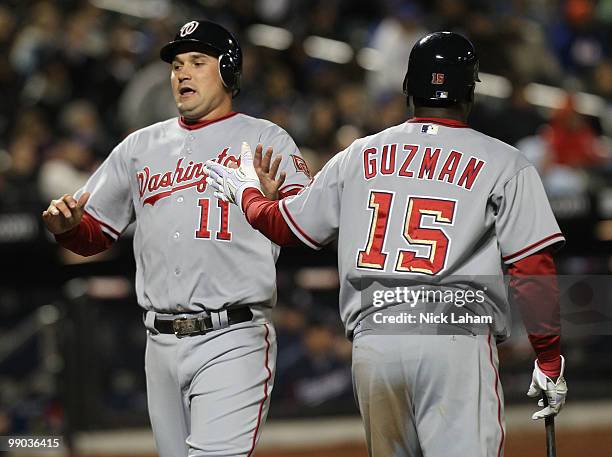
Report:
154,308,253,338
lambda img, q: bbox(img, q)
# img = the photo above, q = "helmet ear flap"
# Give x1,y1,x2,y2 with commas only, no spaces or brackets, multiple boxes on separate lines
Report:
218,53,241,97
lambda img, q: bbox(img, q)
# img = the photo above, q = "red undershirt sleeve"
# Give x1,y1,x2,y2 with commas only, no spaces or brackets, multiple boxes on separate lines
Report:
279,187,302,199
242,188,302,247
508,251,561,377
54,212,115,256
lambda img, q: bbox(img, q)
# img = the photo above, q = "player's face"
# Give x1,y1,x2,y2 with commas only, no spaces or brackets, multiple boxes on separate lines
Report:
170,52,229,120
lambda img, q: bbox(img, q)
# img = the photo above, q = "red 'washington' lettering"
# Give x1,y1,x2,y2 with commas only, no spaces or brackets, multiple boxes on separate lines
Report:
137,147,238,206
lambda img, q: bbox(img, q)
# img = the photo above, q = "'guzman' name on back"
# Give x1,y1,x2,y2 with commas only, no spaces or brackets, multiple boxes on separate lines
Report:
363,144,485,191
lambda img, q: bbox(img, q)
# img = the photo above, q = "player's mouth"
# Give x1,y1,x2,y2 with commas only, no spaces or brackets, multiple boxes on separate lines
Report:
178,86,197,99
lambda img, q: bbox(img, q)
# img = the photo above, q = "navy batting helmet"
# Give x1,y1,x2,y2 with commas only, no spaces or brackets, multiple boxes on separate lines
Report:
403,31,480,105
160,20,242,97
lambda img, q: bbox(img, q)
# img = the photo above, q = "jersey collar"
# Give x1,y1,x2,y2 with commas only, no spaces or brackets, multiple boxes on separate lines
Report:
178,111,239,130
407,117,469,128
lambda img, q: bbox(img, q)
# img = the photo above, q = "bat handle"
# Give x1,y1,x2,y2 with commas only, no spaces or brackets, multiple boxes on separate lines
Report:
541,393,557,457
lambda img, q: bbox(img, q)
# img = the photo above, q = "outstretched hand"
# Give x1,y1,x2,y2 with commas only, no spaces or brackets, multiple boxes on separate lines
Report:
253,144,286,200
204,142,262,210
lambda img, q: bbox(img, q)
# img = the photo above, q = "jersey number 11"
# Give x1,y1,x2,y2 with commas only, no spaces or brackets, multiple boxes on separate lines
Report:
195,198,232,241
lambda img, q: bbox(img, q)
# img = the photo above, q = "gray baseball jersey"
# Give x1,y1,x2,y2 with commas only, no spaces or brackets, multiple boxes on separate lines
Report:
77,112,311,313
75,112,309,457
279,118,564,337
277,118,563,457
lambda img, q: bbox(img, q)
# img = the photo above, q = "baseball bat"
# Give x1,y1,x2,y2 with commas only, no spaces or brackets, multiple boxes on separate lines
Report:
541,394,557,457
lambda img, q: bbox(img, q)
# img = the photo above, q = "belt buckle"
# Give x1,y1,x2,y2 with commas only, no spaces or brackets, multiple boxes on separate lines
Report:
173,318,201,338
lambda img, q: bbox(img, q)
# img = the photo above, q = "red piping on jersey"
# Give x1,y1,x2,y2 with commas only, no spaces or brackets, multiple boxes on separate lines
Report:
279,183,304,193
84,210,121,237
502,233,564,262
407,117,469,128
487,333,505,457
247,323,272,457
178,112,238,130
278,184,304,199
280,199,323,248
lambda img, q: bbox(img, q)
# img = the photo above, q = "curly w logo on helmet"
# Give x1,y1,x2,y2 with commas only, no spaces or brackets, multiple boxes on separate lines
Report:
179,21,199,37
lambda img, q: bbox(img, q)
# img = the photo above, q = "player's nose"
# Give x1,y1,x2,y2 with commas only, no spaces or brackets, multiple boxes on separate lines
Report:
178,72,192,82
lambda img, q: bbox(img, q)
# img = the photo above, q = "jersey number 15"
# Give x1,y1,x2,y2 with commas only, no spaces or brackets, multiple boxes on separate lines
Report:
357,191,457,275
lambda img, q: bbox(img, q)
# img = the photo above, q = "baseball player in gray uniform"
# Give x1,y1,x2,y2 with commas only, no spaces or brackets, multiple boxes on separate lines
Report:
205,32,568,457
42,20,311,457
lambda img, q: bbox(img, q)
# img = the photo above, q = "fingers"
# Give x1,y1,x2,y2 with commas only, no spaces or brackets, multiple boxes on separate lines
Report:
204,162,222,179
43,193,88,219
269,154,282,179
77,192,90,208
530,386,564,419
64,194,78,209
252,145,280,176
532,406,555,420
532,401,562,420
527,382,541,397
213,191,229,202
44,197,62,217
207,166,223,184
240,141,253,165
253,144,263,170
55,200,72,218
261,147,273,173
203,161,213,175
71,192,90,220
277,171,287,189
205,165,226,193
52,194,75,218
43,203,60,217
206,176,222,190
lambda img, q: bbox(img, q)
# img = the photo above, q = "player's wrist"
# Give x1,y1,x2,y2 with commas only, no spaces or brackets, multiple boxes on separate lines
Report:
537,360,561,378
234,183,260,212
241,187,265,213
536,355,563,379
54,223,81,240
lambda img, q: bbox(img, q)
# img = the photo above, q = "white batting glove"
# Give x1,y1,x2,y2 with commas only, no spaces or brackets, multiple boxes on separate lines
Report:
204,142,261,209
527,355,568,420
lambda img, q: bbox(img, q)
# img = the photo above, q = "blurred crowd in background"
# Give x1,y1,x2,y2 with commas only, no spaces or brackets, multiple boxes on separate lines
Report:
0,0,611,436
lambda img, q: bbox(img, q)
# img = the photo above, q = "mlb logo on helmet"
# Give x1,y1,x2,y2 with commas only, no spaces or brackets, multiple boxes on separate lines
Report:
431,73,445,84
180,21,199,37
